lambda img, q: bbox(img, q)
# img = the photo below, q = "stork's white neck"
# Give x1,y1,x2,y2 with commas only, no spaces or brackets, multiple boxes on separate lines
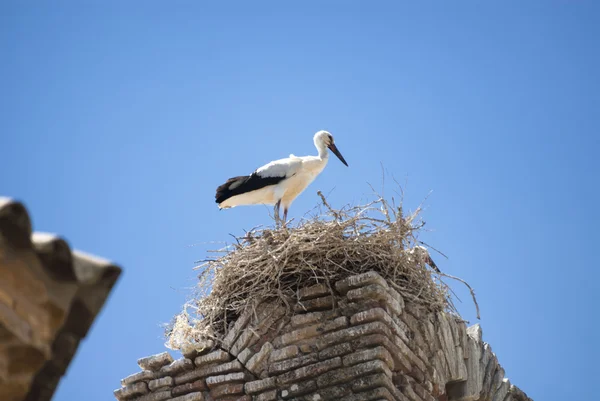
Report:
317,143,329,160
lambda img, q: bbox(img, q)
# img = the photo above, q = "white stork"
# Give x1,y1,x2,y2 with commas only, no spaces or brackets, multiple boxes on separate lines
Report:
215,130,348,223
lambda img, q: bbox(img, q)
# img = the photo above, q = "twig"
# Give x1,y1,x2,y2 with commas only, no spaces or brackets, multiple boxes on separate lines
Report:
317,190,341,220
440,272,481,320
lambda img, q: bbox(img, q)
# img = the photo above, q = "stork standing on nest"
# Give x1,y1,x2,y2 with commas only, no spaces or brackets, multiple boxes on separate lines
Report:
215,130,348,223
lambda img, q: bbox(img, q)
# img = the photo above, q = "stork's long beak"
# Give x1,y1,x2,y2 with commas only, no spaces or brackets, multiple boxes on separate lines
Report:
328,142,349,166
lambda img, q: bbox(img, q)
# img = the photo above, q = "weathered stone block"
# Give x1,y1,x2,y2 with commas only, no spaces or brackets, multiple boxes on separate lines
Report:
270,345,300,362
245,377,276,394
114,382,148,400
135,390,172,401
387,286,406,311
346,386,397,401
456,345,468,381
316,359,391,389
298,283,331,301
148,376,173,391
210,382,245,398
318,342,352,360
276,317,348,348
269,353,319,375
466,324,482,344
280,380,317,399
137,352,173,371
411,344,431,374
195,350,231,366
411,379,436,401
489,365,505,396
294,295,335,313
335,271,389,294
410,366,426,385
174,371,201,386
350,307,409,343
277,357,342,385
290,310,339,328
247,342,273,374
396,311,426,351
171,392,205,401
206,371,251,388
482,354,499,398
299,343,316,354
198,360,243,379
436,313,466,382
351,333,412,373
492,379,511,401
342,346,394,371
402,381,425,401
421,318,441,355
347,285,402,316
275,324,322,347
316,321,392,350
236,347,253,365
215,396,251,401
338,299,383,317
313,385,353,400
246,305,287,349
454,323,468,360
393,334,427,373
323,316,349,332
222,307,253,350
172,379,208,396
158,358,194,377
352,372,405,401
121,370,156,386
346,284,386,303
230,327,260,356
180,339,215,361
432,349,449,388
476,343,498,396
255,389,278,401
174,360,243,386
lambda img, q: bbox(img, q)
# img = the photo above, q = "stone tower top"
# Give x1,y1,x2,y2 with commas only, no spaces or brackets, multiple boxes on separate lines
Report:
114,271,532,401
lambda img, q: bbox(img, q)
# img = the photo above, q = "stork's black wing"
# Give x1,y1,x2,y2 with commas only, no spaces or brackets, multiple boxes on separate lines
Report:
215,173,286,204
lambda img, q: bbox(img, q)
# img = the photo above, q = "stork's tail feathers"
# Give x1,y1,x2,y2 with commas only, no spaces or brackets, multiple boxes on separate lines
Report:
426,255,441,273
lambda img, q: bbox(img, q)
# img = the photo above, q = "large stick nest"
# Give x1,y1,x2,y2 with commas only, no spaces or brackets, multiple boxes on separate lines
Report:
166,191,477,354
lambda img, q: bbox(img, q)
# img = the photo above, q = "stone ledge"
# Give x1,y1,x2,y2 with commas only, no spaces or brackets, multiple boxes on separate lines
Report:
138,352,173,372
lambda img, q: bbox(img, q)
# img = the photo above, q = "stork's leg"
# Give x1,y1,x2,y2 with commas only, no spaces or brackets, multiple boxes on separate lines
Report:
274,200,281,225
283,207,288,225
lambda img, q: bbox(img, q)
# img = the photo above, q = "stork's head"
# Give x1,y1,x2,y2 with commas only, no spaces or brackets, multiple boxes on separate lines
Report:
314,130,349,166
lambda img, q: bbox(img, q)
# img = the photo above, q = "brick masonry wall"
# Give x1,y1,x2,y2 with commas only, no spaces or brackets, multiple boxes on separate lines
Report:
115,271,532,401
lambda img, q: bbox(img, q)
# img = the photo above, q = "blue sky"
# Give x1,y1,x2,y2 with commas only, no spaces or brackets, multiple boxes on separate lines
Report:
1,2,598,400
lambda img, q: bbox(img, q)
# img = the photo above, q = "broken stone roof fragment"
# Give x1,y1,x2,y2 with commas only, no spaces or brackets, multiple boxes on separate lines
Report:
0,197,121,401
